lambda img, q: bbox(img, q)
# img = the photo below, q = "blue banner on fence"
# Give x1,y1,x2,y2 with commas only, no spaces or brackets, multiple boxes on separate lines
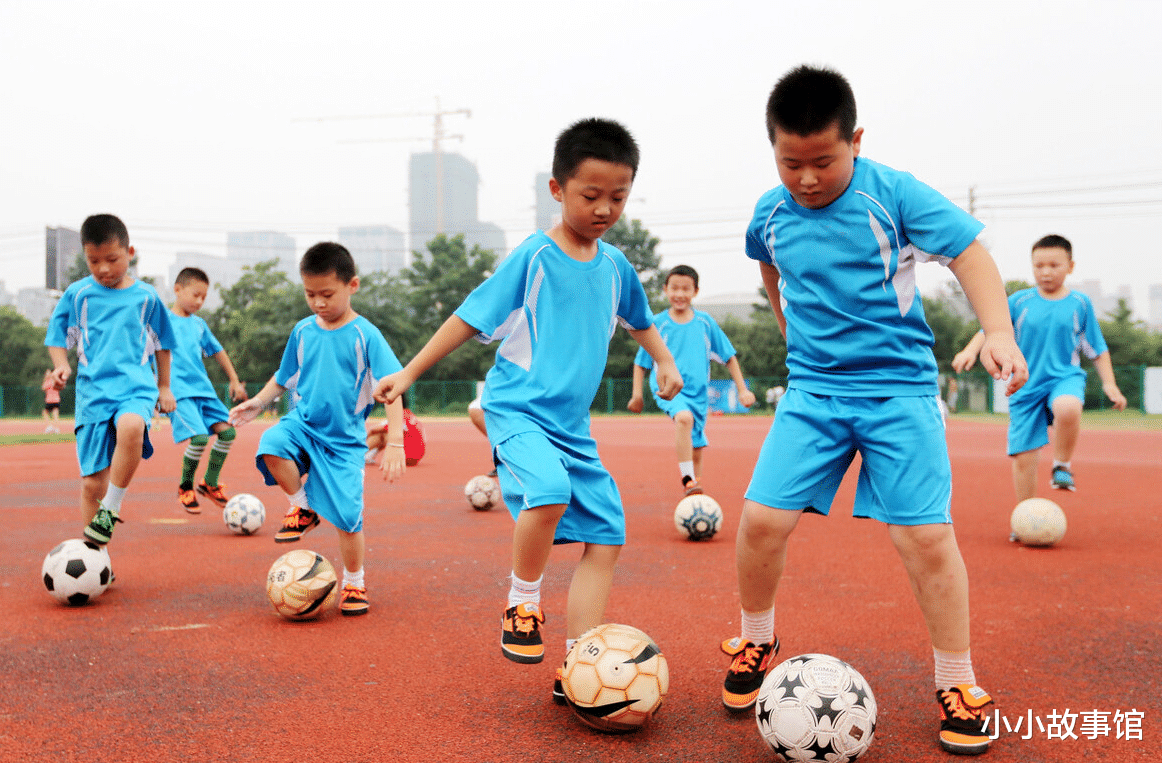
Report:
708,380,751,414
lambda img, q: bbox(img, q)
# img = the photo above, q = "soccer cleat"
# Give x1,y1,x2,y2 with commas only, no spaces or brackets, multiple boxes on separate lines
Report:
683,478,704,496
178,486,200,513
1050,466,1075,491
501,602,546,663
83,503,123,545
721,636,779,712
274,506,320,543
340,584,370,617
196,480,230,507
553,665,566,705
938,684,994,755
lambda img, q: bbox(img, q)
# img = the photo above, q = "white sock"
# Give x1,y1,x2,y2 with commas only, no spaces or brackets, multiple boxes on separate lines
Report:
288,487,308,511
679,461,695,481
102,484,127,514
934,647,976,691
343,567,365,588
741,607,775,645
1052,460,1071,470
507,573,542,608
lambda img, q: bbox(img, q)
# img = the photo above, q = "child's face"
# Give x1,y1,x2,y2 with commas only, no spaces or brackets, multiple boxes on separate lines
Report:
1031,246,1073,295
664,274,698,312
551,158,634,243
301,271,359,326
85,239,134,289
773,123,863,209
173,280,208,316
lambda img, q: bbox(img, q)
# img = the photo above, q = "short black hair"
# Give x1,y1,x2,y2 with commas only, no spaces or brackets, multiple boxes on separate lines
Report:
300,241,357,282
175,267,209,287
1032,234,1073,259
551,118,640,184
666,264,699,289
766,65,858,143
81,214,130,248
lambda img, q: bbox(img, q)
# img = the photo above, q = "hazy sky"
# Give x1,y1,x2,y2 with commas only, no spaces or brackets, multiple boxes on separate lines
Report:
2,0,1160,317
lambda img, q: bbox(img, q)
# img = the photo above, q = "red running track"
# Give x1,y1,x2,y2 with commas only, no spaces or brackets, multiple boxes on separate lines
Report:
0,415,1157,762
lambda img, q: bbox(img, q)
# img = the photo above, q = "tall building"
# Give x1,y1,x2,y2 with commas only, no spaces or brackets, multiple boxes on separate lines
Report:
534,172,559,232
1073,279,1134,320
45,226,82,290
338,225,407,275
408,151,506,258
227,231,297,279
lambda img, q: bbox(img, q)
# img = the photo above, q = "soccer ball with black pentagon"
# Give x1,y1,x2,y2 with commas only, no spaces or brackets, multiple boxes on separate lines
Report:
673,494,722,540
561,623,669,732
464,475,500,511
265,549,338,620
41,538,112,606
223,493,266,535
755,653,877,762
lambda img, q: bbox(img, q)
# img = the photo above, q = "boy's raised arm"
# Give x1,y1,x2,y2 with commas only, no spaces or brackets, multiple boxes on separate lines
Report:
155,350,176,413
628,326,683,401
212,349,248,402
374,315,480,404
725,356,757,408
47,346,71,388
948,241,1028,396
626,363,647,413
951,331,987,373
229,375,284,427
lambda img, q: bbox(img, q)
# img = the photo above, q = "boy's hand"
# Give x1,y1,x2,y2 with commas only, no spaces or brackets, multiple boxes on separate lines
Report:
978,334,1028,396
374,369,415,404
951,349,977,373
379,444,406,482
157,387,177,414
626,394,644,414
1104,383,1128,411
738,388,757,408
228,397,265,427
50,366,71,389
653,360,684,401
228,380,248,403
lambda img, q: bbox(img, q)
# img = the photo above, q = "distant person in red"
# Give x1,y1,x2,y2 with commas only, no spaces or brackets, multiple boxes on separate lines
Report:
366,397,426,467
41,369,62,433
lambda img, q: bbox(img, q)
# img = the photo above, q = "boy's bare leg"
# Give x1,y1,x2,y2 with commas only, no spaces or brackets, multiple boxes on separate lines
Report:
511,503,567,582
1050,395,1083,464
674,410,695,464
261,454,304,495
337,529,365,574
566,543,621,638
80,470,110,524
736,500,803,614
1011,450,1039,503
693,446,705,482
888,523,971,652
108,413,147,495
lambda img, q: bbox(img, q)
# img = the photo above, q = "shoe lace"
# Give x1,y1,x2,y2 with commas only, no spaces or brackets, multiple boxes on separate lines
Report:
941,690,982,721
731,644,768,675
342,584,365,601
509,607,542,636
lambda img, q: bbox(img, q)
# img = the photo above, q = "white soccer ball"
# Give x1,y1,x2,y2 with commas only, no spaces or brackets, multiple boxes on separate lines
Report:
41,538,113,606
464,475,501,511
673,494,723,541
756,653,877,762
1010,497,1067,546
223,493,266,535
561,623,669,733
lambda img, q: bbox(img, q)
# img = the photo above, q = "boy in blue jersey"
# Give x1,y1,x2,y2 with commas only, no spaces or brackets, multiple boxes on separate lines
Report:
228,243,406,617
628,264,756,495
723,67,1028,756
45,214,177,546
953,234,1125,503
373,118,681,699
167,267,248,513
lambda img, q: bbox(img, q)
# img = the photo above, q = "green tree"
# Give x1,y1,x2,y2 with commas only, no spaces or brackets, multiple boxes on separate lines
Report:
204,260,303,386
923,296,970,371
1004,279,1032,296
602,217,664,377
65,250,89,285
0,307,51,386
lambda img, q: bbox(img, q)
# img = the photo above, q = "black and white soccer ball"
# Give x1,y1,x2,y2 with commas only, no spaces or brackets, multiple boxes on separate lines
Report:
755,653,877,762
223,493,266,535
41,538,113,606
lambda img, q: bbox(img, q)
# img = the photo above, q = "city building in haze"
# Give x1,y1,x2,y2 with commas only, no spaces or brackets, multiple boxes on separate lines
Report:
338,225,407,276
45,226,81,291
227,231,297,279
408,151,505,258
534,171,559,232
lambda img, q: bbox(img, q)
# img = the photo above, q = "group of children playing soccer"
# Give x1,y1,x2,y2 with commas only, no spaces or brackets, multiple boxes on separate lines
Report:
43,64,1127,756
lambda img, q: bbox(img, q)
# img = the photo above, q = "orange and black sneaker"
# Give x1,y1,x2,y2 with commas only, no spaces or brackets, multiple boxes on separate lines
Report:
683,477,704,496
274,506,320,543
501,602,545,664
340,584,370,617
721,636,779,712
196,481,230,507
938,684,993,755
178,486,200,514
552,665,567,705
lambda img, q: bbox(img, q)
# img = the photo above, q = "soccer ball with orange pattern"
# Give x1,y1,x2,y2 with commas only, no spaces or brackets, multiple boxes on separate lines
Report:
560,623,669,732
265,549,338,620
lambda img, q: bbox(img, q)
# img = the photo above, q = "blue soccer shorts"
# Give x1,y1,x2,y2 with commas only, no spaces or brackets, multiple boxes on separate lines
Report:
1005,374,1086,456
168,395,231,443
744,389,953,526
75,400,156,477
654,392,708,449
256,417,367,533
494,430,626,546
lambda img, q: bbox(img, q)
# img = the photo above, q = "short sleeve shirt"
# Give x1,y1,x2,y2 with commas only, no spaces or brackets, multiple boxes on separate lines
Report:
745,157,984,396
45,277,176,424
634,309,736,406
1008,288,1107,400
169,312,225,401
455,232,653,454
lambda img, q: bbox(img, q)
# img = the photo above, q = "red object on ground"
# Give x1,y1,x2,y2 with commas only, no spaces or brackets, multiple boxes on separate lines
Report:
381,408,426,465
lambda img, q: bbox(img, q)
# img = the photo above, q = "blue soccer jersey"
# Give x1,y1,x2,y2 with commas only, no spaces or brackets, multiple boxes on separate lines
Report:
745,157,984,396
1007,288,1107,402
634,309,736,408
45,276,176,424
275,315,403,448
169,312,224,401
455,232,653,455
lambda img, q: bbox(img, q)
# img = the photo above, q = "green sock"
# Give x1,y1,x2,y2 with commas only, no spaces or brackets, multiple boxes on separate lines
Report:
182,435,209,488
204,427,236,486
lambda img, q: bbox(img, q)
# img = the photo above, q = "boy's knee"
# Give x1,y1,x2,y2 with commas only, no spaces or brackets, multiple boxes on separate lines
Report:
189,434,210,447
215,426,236,442
674,410,695,427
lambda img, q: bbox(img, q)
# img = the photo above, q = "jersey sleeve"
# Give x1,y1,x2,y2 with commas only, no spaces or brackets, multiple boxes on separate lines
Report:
896,172,985,263
44,288,73,348
200,320,225,357
1079,296,1109,359
454,247,529,340
634,345,654,370
146,289,177,352
705,317,737,364
275,323,304,389
613,252,652,331
368,327,404,379
745,191,780,265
